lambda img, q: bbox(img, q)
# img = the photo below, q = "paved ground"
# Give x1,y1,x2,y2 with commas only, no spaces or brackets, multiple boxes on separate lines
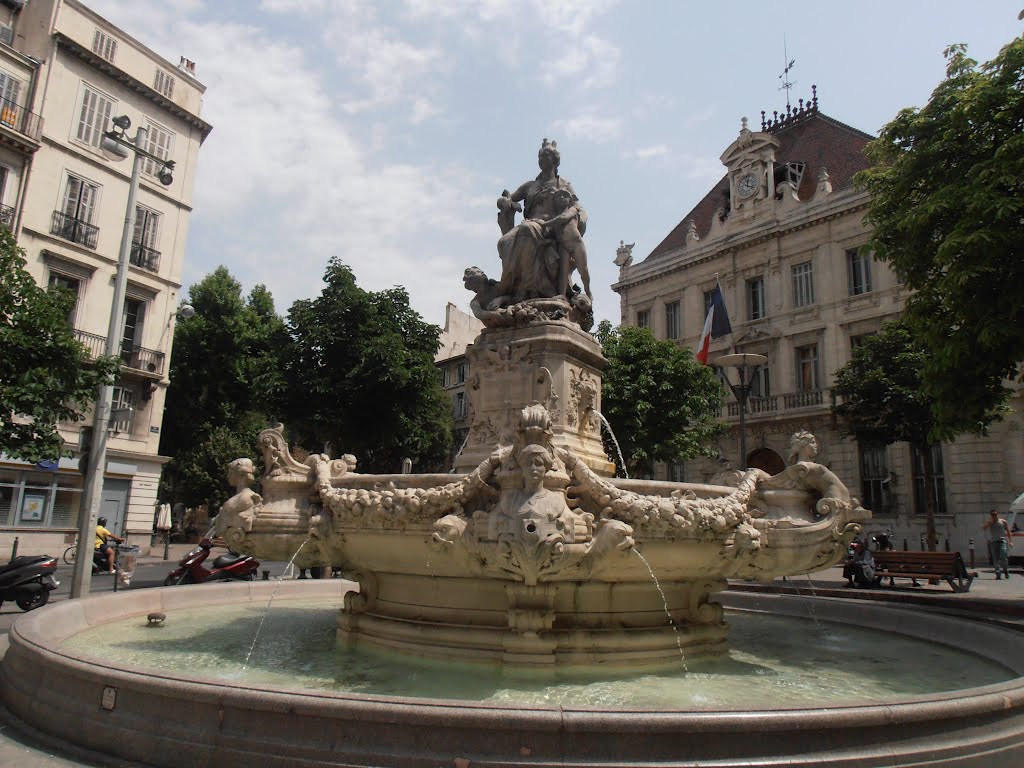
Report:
0,551,1022,766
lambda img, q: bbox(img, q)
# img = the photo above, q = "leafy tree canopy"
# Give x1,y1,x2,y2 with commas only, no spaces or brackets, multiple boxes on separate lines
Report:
0,228,118,462
831,322,935,447
596,320,727,477
160,267,290,507
831,321,943,548
857,36,1024,437
286,258,452,473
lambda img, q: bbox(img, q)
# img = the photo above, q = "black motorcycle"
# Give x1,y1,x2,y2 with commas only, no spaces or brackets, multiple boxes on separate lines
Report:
0,555,60,611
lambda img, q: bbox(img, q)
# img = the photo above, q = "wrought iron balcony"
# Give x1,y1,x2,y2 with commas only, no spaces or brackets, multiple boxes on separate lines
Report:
0,97,43,141
50,210,98,249
722,389,828,421
130,242,160,272
73,328,165,376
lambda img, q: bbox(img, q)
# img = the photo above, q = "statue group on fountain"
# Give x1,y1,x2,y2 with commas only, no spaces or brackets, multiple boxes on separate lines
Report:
465,139,594,330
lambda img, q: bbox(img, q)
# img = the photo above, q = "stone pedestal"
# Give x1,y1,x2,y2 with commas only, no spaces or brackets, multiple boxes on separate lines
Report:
454,322,615,477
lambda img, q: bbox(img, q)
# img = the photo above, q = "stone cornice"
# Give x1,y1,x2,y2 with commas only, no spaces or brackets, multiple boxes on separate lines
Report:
613,191,870,293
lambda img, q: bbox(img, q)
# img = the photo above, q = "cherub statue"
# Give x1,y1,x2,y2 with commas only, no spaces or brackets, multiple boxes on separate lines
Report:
213,458,263,545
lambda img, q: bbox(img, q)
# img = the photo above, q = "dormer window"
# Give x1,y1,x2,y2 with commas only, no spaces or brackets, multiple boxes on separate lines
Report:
92,30,117,63
774,161,806,196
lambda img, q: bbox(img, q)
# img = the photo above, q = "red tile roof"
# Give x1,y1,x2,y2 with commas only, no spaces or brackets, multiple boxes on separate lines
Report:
645,110,875,262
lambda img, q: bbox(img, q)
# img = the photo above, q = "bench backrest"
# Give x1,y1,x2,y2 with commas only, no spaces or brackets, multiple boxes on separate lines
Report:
873,550,967,575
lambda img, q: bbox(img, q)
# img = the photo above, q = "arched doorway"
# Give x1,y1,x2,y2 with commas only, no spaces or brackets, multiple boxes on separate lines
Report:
748,448,785,475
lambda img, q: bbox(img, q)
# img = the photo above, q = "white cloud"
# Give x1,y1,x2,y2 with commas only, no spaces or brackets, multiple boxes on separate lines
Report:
624,144,669,161
554,113,622,143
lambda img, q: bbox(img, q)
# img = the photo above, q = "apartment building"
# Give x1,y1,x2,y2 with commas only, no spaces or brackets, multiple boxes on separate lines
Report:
612,94,1024,555
0,0,211,555
435,302,483,467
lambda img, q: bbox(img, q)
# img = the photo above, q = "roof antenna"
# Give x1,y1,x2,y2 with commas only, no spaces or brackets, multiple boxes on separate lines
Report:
778,36,796,114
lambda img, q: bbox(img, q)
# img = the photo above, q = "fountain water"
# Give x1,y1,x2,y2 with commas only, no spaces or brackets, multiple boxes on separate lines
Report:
242,538,307,668
4,139,1024,767
597,410,629,478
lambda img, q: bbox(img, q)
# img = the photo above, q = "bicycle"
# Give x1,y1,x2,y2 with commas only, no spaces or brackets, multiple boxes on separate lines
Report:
62,540,79,565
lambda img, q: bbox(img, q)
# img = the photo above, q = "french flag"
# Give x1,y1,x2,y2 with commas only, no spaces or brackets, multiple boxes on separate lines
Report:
695,283,732,365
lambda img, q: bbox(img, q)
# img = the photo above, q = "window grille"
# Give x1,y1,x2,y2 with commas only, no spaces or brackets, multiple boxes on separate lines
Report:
859,443,889,513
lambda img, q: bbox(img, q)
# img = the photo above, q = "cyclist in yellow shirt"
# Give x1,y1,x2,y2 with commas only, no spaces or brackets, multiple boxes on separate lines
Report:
95,516,124,574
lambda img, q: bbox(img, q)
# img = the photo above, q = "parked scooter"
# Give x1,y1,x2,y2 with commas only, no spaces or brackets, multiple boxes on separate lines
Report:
0,555,60,611
163,539,259,585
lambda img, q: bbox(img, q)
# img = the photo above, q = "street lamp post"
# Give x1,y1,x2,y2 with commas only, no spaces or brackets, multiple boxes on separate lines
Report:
70,117,175,599
714,352,768,471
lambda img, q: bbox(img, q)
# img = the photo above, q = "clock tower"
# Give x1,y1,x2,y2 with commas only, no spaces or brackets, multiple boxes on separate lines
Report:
720,116,781,213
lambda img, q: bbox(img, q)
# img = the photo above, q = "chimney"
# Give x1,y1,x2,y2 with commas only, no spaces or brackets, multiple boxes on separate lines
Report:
177,56,196,75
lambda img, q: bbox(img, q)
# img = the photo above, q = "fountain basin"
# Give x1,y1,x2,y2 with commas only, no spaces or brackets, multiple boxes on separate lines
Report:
4,582,1024,767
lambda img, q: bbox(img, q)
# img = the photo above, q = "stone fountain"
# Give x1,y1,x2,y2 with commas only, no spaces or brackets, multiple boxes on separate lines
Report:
6,140,1024,768
210,138,869,669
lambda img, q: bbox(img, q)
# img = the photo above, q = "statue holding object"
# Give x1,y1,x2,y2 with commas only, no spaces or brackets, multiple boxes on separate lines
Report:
466,139,593,330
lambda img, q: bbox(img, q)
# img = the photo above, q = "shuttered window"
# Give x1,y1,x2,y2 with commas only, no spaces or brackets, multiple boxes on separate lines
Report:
92,30,117,63
63,174,99,224
154,70,175,98
75,84,114,147
141,122,174,177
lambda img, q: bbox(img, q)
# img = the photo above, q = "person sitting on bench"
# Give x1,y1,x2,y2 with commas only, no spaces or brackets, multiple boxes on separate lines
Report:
843,540,876,588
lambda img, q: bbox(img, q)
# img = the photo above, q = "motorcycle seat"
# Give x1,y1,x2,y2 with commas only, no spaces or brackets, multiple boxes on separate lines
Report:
212,552,247,569
0,556,48,575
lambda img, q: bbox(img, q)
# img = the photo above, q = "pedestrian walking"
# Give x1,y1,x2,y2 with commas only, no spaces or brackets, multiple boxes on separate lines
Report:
983,509,1012,579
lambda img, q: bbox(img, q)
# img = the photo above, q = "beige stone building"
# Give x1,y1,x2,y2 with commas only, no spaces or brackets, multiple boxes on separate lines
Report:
0,0,210,555
435,302,483,467
612,95,1024,557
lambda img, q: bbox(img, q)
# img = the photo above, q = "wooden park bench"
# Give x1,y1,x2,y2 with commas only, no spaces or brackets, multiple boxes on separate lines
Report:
872,550,975,593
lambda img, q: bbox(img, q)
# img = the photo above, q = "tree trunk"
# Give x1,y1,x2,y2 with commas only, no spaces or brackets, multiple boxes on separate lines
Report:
916,442,938,552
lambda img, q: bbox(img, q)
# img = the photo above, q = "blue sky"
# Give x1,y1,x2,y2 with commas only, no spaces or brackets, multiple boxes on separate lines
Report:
88,0,1022,328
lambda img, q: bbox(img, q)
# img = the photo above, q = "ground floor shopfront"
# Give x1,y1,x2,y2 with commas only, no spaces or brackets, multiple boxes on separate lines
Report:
0,450,166,558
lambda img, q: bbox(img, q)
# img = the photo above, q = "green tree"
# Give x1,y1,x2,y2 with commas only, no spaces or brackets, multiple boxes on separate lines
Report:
286,258,452,473
857,36,1024,435
596,321,727,478
0,228,118,462
160,267,291,507
831,322,941,550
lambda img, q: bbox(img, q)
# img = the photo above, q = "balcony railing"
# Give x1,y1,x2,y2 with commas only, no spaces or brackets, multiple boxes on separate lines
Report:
50,210,98,249
0,96,43,141
722,389,828,420
783,389,825,410
120,345,165,376
129,242,160,272
73,328,165,376
727,395,778,418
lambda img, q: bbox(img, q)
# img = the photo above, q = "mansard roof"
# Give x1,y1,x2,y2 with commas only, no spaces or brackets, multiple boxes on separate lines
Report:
645,109,875,262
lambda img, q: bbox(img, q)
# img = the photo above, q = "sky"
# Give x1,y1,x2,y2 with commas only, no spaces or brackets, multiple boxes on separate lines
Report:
86,0,1023,329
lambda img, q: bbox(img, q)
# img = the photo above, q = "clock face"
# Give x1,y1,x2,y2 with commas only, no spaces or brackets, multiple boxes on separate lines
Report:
737,172,759,199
